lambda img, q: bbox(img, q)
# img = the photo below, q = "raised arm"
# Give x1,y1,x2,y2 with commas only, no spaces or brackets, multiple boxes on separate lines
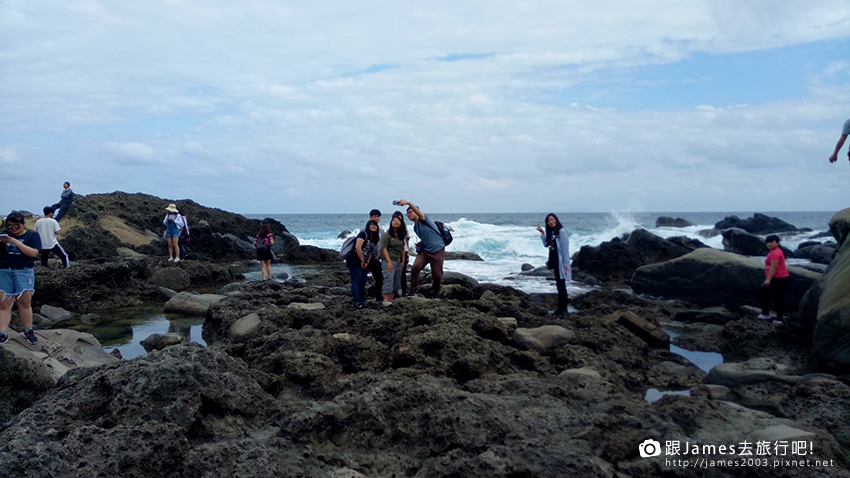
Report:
830,134,848,163
398,200,425,221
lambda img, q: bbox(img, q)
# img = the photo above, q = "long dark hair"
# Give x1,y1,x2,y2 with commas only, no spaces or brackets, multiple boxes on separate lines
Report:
363,219,380,243
257,223,272,237
389,211,407,240
545,213,564,241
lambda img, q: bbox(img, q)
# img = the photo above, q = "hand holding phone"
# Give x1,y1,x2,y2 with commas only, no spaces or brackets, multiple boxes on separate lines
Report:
392,200,401,206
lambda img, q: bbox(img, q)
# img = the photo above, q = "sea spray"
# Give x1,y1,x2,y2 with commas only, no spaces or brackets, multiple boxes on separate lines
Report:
256,211,835,293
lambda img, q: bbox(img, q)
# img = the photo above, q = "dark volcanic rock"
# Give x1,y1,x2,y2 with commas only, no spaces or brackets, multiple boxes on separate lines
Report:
572,229,690,282
0,345,278,478
61,222,122,260
714,213,799,234
631,248,821,309
655,216,694,228
32,259,236,313
70,192,296,262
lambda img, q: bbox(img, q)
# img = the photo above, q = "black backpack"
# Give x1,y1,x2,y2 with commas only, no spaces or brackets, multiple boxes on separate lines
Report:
432,221,453,246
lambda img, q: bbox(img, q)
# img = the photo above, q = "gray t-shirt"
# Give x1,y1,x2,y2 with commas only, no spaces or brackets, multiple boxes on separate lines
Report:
413,214,445,253
843,118,850,136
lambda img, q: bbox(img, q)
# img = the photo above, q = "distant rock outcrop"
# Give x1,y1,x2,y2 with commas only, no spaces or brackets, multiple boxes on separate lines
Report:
572,228,691,282
655,216,694,228
714,213,799,234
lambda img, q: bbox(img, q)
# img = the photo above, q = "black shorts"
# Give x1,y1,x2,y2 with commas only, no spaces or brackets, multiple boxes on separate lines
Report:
257,249,273,261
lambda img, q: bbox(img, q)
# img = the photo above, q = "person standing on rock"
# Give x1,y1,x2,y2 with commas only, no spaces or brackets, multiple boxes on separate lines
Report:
536,213,571,316
0,211,42,345
391,210,411,298
398,200,445,298
346,220,380,309
35,206,70,268
366,209,385,303
254,223,275,281
50,182,75,222
163,204,185,262
828,117,850,164
178,208,190,260
380,212,408,306
758,234,790,325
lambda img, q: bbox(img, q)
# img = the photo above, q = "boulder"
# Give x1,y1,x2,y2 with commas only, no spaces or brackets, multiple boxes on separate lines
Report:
39,305,73,323
655,216,694,228
140,333,185,352
0,329,118,386
673,306,738,325
163,292,225,316
441,271,481,290
230,313,261,336
714,213,799,234
720,228,768,256
513,325,574,352
664,235,708,252
828,207,850,247
147,266,191,291
631,248,820,308
444,251,484,261
809,244,838,265
520,263,535,272
812,210,850,371
572,229,690,282
602,311,669,348
705,357,792,387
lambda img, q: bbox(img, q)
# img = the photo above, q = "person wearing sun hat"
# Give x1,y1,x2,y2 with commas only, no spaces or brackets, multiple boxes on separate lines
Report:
162,203,185,262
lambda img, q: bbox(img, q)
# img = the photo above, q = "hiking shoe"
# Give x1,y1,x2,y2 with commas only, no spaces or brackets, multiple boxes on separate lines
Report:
0,333,7,344
23,329,37,345
756,314,773,320
405,291,418,298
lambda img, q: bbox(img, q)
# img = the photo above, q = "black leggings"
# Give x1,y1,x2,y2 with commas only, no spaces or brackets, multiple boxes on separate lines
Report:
555,276,569,312
760,276,788,320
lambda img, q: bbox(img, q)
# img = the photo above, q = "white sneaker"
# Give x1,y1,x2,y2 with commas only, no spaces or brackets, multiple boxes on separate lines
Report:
382,300,392,307
167,257,174,262
173,257,180,263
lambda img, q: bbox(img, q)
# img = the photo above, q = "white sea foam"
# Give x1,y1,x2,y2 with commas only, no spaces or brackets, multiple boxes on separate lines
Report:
277,211,835,294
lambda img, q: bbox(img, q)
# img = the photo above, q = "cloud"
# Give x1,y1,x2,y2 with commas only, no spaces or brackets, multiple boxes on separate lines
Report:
100,142,160,164
1,1,849,213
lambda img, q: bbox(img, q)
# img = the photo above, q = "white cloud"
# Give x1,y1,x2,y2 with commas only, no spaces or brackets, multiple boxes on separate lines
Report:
100,142,160,164
1,1,849,213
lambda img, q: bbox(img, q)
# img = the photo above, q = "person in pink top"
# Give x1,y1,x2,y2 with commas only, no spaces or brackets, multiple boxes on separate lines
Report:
758,235,790,324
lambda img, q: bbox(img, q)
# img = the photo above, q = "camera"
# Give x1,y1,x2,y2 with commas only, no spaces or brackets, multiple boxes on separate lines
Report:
638,439,662,458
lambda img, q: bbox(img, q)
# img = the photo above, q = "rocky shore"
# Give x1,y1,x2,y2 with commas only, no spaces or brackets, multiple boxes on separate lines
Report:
1,193,849,477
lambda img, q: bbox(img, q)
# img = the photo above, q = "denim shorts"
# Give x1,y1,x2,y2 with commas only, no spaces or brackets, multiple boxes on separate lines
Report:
0,268,35,297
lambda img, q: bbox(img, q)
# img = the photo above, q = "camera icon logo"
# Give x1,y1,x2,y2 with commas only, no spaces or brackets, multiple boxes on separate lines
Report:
639,439,662,458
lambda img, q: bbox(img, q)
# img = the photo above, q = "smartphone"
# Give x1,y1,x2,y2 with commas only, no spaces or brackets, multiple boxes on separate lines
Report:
392,200,401,206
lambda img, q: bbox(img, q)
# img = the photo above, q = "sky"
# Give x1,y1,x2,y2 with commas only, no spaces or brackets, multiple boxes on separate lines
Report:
2,1,850,215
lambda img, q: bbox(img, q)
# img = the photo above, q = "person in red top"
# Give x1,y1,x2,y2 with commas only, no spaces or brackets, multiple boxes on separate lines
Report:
758,235,790,324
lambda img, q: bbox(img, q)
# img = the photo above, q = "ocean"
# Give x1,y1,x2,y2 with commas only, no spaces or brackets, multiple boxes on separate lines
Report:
246,210,837,295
